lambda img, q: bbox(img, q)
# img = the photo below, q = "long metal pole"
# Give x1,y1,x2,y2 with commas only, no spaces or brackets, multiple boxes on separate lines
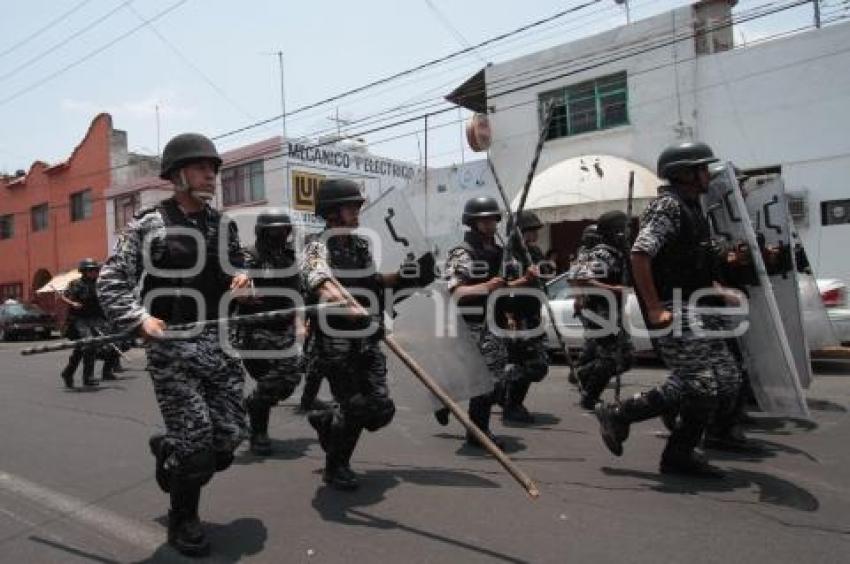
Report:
813,0,821,28
424,114,429,240
324,278,540,499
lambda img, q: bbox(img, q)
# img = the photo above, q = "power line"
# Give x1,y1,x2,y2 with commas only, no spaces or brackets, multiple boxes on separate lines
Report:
0,0,188,108
211,0,605,140
126,3,255,122
0,1,134,84
0,0,94,60
1,0,835,198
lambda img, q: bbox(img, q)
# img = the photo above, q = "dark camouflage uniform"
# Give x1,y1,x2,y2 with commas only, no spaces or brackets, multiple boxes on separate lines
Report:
62,277,120,383
98,201,248,475
300,232,394,472
567,242,632,407
238,246,302,408
633,192,741,408
445,243,511,432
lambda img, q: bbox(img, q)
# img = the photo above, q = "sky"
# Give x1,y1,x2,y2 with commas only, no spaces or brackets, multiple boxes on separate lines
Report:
0,0,828,174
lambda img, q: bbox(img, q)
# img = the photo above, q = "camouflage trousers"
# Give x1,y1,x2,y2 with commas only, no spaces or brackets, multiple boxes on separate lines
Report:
239,325,302,408
466,322,513,385
652,309,742,409
308,334,389,409
576,315,632,400
506,335,549,384
146,327,247,466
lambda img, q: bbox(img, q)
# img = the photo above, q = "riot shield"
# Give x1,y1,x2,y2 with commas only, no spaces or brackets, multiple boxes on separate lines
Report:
357,186,431,271
704,164,808,418
798,272,839,352
741,175,813,389
386,282,495,411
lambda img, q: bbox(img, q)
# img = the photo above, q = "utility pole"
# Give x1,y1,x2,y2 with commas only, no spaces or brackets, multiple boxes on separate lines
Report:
327,107,352,140
814,0,821,28
615,0,631,25
155,103,161,156
276,51,290,210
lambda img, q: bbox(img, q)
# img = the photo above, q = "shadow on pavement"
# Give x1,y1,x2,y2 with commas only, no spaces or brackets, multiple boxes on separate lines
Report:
134,516,267,563
745,416,819,435
28,536,121,564
234,437,317,465
311,468,527,564
704,438,819,463
805,398,847,413
601,466,819,512
500,412,561,428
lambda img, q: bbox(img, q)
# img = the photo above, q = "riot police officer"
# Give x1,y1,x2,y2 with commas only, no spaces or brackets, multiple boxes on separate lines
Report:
594,141,744,478
568,211,632,410
444,197,538,447
98,133,251,556
60,258,119,387
300,178,432,490
501,210,550,423
238,209,303,455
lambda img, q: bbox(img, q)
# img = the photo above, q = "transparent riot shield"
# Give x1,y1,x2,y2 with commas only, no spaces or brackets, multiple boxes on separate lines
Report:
742,175,813,389
798,272,839,352
385,281,495,411
357,186,431,271
704,164,809,418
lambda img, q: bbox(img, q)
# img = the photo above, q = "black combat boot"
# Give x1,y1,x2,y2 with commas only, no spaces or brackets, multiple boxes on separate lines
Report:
323,426,361,491
308,409,333,452
660,406,724,479
60,366,75,389
704,392,759,452
595,390,668,456
466,394,505,449
246,397,272,456
168,481,210,557
433,407,450,426
101,357,118,381
503,380,535,423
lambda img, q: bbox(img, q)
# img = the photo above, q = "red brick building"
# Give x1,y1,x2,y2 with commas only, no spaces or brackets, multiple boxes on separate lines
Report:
0,113,157,306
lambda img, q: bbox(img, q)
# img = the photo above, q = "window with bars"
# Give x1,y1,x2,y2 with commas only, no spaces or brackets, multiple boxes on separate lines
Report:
221,160,265,206
0,214,13,240
70,189,93,221
114,193,139,231
31,204,48,232
540,71,628,140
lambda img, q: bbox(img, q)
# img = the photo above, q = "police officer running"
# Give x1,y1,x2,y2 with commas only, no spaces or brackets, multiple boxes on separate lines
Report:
300,178,432,490
238,209,304,455
594,141,744,478
60,258,119,388
568,211,632,410
98,133,251,556
444,197,539,448
501,210,550,423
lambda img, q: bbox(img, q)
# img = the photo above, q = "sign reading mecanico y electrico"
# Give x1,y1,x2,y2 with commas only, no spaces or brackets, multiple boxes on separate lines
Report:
287,142,417,180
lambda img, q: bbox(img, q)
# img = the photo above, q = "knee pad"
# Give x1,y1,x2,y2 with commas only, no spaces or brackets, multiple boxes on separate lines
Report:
346,394,395,432
173,449,215,488
524,360,549,382
214,451,234,473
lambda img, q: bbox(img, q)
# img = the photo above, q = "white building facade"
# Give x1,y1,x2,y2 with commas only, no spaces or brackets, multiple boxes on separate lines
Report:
444,0,850,283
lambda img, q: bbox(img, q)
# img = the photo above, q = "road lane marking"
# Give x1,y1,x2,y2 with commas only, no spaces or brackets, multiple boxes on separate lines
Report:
0,471,162,551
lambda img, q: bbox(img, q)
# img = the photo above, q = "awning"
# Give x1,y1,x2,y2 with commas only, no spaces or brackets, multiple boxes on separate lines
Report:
36,270,80,294
511,154,662,222
445,68,487,114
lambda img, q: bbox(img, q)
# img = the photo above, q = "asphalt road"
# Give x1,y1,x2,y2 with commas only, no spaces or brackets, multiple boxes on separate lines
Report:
0,339,849,563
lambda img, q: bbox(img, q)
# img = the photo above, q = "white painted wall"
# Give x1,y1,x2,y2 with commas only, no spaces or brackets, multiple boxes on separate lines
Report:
471,4,850,283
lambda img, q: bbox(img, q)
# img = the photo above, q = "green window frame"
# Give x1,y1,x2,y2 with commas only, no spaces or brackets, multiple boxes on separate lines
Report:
541,71,628,140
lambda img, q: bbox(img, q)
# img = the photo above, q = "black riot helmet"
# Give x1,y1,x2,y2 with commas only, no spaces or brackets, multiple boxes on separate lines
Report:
78,258,101,272
656,141,718,180
255,209,292,237
580,224,601,248
159,133,222,180
315,178,365,219
517,210,544,232
461,196,502,227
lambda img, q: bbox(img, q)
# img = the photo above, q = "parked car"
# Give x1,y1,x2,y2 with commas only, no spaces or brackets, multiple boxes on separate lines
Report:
0,301,58,341
542,273,850,356
541,273,652,359
816,278,850,345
